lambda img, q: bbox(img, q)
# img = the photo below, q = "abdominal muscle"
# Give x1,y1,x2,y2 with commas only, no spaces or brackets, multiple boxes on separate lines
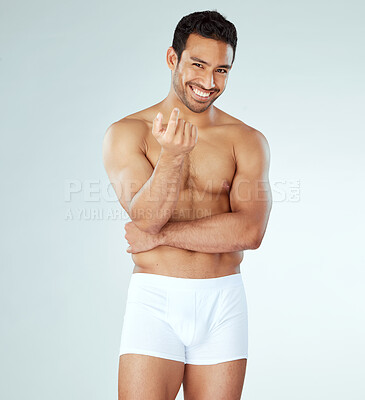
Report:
132,250,243,279
131,194,244,279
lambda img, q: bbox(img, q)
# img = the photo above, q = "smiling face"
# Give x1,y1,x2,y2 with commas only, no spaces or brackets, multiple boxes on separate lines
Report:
170,33,234,113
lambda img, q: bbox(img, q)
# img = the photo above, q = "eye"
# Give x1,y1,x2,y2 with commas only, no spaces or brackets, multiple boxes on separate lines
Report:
193,63,203,68
217,69,228,74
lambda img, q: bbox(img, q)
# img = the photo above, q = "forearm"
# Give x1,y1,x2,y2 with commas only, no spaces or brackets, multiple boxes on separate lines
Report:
130,150,185,233
156,211,259,253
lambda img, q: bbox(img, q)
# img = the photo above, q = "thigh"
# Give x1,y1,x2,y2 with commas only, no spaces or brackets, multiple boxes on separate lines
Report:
120,281,186,362
182,359,247,400
119,354,185,400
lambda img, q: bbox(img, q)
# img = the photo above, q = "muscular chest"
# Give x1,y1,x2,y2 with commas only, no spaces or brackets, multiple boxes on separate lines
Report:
145,136,236,196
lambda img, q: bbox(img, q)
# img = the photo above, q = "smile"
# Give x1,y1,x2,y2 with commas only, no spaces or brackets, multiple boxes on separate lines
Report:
189,85,215,101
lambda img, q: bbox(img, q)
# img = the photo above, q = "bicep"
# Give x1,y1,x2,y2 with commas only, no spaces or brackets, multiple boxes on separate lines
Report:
230,129,272,230
102,121,154,216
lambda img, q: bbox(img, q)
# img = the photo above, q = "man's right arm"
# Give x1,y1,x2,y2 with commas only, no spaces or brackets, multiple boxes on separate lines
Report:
102,111,197,234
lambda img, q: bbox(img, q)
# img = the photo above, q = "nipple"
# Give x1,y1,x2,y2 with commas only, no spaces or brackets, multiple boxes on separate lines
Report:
222,180,230,192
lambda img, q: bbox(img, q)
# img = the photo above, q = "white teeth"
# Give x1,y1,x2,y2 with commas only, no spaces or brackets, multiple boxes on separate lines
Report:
191,86,210,97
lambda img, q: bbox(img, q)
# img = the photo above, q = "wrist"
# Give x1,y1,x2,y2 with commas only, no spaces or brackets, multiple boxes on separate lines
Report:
153,229,166,247
159,149,185,164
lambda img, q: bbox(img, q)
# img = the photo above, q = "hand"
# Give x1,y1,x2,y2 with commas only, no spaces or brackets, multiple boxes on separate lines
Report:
152,108,198,157
124,221,161,254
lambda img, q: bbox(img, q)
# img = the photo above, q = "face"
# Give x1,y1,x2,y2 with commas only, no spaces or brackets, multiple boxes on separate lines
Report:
170,33,233,113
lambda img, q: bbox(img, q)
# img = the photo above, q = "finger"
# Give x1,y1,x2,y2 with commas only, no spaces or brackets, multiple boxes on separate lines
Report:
176,118,186,143
183,121,192,146
152,112,163,136
192,125,198,144
165,108,179,140
170,107,179,121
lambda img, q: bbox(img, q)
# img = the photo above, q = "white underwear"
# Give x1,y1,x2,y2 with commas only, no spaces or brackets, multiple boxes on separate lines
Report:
119,272,248,365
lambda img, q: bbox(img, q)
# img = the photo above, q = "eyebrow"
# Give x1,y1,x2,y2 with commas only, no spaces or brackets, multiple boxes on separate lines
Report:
190,56,232,70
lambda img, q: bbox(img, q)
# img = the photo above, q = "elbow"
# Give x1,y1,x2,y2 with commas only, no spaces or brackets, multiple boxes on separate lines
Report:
128,205,164,234
243,229,264,250
133,219,163,235
251,223,270,249
145,225,162,235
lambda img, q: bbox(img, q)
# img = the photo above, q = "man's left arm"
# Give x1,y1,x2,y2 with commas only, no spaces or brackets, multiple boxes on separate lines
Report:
126,127,272,253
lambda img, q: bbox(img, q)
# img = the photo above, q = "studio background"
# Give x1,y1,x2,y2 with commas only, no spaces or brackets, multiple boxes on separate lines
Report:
1,0,364,399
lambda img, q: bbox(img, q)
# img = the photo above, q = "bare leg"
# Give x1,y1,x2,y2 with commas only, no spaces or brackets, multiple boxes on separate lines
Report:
118,354,185,400
182,359,247,400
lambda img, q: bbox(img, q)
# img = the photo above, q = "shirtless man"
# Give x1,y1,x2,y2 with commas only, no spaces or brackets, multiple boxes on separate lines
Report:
103,10,272,400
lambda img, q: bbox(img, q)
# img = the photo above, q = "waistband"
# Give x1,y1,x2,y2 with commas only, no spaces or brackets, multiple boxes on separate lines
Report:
130,272,243,290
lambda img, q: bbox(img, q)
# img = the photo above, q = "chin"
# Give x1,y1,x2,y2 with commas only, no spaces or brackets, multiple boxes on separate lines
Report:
189,103,213,113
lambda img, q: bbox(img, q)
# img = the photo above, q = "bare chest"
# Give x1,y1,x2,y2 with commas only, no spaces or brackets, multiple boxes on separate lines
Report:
145,136,236,195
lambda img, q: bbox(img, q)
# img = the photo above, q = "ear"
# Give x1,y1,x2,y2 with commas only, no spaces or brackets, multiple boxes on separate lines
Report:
166,46,178,71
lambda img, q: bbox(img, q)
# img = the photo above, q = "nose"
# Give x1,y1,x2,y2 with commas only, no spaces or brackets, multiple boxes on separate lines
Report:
201,70,216,91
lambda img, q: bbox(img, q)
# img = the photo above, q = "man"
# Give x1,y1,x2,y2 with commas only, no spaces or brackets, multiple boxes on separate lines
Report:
103,10,272,400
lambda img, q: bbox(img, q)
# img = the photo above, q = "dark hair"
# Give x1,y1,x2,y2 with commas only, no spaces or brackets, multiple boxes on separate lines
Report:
172,10,238,65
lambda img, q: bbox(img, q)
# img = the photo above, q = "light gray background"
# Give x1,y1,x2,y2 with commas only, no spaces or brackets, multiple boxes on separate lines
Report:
1,0,364,399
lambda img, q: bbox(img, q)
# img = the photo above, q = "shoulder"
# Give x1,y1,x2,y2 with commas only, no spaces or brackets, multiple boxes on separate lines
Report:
239,125,269,153
103,115,150,152
214,107,270,150
229,120,270,159
225,120,270,175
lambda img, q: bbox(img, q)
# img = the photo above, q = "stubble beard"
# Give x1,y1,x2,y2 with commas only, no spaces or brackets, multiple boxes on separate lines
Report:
172,69,217,114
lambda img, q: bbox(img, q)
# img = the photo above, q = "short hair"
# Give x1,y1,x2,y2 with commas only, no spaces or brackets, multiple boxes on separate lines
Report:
172,10,238,65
